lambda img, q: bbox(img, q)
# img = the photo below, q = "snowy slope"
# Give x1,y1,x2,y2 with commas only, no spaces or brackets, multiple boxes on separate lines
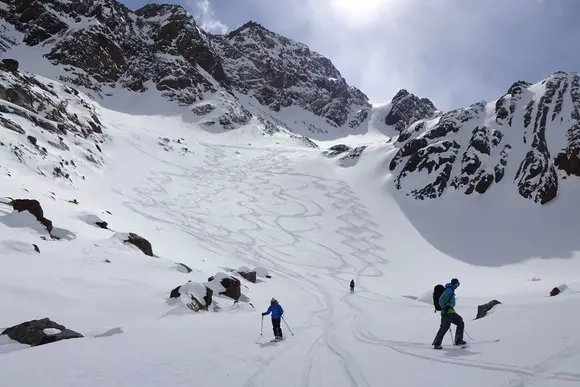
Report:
1,68,580,387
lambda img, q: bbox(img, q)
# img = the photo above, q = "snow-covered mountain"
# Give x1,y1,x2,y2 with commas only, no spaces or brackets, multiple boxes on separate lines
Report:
388,72,580,204
0,0,368,138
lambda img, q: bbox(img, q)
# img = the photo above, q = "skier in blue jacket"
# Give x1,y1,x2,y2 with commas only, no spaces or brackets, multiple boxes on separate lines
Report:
432,278,466,349
262,298,284,340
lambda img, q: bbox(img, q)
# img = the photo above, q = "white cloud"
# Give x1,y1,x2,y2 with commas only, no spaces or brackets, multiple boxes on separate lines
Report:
186,0,228,34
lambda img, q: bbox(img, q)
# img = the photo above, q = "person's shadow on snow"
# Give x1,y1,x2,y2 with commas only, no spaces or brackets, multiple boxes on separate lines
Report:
441,347,479,358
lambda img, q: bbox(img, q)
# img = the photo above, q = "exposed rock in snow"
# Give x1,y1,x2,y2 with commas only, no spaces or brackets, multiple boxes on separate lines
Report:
1,59,19,72
475,300,502,320
122,232,153,257
385,89,438,133
1,318,83,347
179,281,213,311
389,72,580,205
237,268,257,283
8,199,53,235
338,146,366,168
550,284,569,296
323,144,351,157
176,262,193,273
207,272,241,301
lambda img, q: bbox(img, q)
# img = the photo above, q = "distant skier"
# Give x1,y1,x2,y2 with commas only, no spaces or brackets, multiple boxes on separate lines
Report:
350,279,355,293
262,297,284,341
432,278,466,349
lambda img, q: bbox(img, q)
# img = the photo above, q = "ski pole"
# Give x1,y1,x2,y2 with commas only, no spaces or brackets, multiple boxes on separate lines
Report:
449,327,455,348
464,329,473,341
282,316,294,336
260,315,264,336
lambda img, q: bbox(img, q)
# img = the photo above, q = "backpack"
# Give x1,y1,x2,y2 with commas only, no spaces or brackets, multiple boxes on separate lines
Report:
433,284,445,311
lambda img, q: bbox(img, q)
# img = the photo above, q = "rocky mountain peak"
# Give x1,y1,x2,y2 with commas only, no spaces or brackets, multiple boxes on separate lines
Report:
214,22,369,129
384,88,437,132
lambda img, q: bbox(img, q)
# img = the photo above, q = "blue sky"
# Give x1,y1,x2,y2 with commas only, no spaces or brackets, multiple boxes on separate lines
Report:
120,0,579,111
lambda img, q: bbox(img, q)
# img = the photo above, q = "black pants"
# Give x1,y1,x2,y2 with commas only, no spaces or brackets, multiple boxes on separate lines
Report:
432,312,464,346
272,318,283,338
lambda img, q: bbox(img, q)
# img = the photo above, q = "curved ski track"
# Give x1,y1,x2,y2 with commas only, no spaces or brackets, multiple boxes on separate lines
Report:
113,131,580,387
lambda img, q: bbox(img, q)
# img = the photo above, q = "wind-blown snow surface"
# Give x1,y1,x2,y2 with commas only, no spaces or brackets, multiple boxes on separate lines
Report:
2,92,580,386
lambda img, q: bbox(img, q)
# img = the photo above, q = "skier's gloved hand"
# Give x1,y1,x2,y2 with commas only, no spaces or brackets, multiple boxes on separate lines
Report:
261,313,266,316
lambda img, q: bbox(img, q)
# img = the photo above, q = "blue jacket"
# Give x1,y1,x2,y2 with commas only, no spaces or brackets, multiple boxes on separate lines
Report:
264,302,284,319
439,283,456,312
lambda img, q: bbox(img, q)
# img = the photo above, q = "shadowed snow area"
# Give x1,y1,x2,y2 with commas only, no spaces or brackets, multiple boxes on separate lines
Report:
2,90,580,387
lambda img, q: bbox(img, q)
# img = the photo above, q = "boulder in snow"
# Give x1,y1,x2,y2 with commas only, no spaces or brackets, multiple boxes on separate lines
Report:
169,285,183,299
9,199,53,234
474,300,502,320
124,232,153,256
179,282,213,311
176,263,193,273
236,266,257,283
238,270,257,283
550,284,569,297
1,318,83,347
207,273,241,301
95,221,108,229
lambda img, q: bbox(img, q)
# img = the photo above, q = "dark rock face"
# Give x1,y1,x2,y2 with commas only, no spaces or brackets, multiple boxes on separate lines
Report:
124,232,153,256
389,71,580,205
385,89,437,132
1,58,19,71
208,275,241,301
2,318,83,347
170,285,182,298
475,300,502,320
550,287,560,297
324,144,351,157
10,199,53,234
238,270,257,283
213,21,370,128
95,221,108,229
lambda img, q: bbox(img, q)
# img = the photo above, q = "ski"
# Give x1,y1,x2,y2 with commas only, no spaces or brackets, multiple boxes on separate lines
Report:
433,339,499,350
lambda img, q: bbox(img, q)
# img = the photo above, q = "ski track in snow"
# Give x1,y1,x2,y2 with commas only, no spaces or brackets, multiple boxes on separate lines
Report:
110,129,384,387
94,125,580,387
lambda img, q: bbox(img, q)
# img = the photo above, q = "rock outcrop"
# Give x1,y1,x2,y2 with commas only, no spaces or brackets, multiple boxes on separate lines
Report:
10,199,53,234
207,273,241,301
2,318,83,346
385,89,437,133
475,300,502,320
124,232,153,256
